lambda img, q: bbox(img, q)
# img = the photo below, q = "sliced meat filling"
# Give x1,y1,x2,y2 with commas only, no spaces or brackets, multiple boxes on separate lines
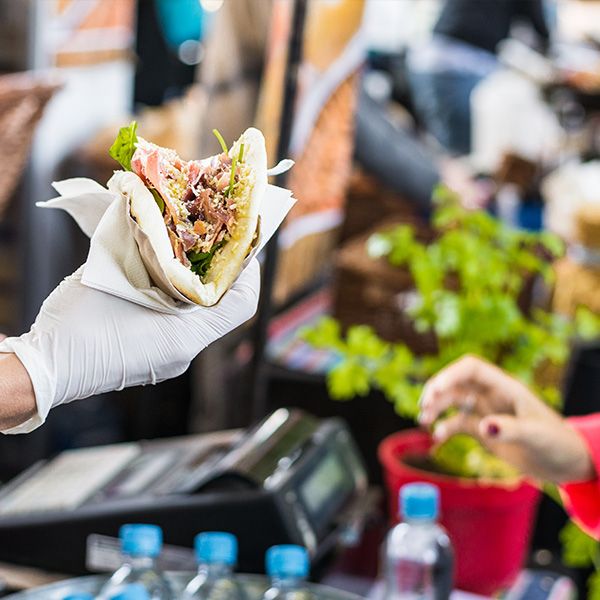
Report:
131,142,242,275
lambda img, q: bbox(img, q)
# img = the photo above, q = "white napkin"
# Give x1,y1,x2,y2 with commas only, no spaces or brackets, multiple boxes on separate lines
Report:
38,177,296,314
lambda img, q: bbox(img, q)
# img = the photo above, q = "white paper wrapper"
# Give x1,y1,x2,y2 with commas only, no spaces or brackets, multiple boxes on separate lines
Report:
38,177,296,314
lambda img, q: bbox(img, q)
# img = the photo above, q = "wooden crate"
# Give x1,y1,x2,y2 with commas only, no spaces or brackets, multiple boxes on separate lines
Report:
333,220,436,353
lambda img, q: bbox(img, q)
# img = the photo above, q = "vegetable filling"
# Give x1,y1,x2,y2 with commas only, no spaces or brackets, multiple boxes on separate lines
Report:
109,123,247,279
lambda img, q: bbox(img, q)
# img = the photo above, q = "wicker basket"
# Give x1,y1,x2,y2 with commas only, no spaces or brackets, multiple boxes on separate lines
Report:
333,220,436,353
553,205,600,316
340,169,427,243
0,72,61,217
0,72,60,333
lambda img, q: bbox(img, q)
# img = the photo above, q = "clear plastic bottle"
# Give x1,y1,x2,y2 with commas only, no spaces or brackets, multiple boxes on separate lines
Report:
182,532,246,600
63,595,94,600
262,545,314,600
382,483,453,600
109,584,151,600
98,524,173,600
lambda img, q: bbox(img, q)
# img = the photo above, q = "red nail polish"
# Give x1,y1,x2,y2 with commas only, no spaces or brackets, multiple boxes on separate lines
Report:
487,423,500,437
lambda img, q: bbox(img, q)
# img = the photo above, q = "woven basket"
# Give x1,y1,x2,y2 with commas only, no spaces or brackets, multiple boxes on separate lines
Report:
553,206,600,316
333,220,436,353
0,72,61,218
340,169,428,243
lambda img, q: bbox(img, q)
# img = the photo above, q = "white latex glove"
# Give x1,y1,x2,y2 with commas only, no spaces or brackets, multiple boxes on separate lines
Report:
0,259,260,434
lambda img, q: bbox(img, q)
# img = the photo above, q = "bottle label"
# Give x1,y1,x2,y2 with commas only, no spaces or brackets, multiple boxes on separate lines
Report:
395,559,433,596
86,534,197,572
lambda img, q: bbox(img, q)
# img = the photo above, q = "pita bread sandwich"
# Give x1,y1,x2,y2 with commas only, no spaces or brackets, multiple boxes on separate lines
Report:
107,122,266,306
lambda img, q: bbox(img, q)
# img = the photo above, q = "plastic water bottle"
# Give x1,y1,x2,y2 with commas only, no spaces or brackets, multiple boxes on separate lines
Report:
182,532,246,600
63,595,94,600
98,524,173,600
382,483,453,600
262,545,314,600
109,583,151,600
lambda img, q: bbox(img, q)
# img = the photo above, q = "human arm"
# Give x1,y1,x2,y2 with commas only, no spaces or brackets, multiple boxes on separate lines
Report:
0,260,260,434
419,355,600,535
419,355,594,483
0,354,36,431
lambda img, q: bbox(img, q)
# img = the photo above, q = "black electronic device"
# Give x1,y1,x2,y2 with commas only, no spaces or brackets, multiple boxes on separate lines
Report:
0,410,368,575
505,570,576,600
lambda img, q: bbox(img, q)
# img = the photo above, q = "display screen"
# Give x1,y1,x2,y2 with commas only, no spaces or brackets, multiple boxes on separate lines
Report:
300,453,348,515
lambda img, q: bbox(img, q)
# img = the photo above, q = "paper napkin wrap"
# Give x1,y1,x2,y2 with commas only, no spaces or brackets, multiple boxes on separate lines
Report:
39,175,295,314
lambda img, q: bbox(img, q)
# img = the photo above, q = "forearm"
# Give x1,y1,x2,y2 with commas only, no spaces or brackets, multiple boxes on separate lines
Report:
0,353,36,431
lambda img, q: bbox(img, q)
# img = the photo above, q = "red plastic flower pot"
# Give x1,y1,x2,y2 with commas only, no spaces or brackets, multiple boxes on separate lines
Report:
378,429,540,596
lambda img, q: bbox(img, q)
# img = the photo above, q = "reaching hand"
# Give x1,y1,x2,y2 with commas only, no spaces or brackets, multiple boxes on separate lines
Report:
0,260,260,433
419,355,594,484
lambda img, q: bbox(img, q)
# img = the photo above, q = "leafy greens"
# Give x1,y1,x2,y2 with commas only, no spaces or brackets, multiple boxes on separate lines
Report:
227,143,244,197
212,129,228,154
108,121,164,212
303,184,600,464
109,121,138,171
188,240,226,279
109,123,235,280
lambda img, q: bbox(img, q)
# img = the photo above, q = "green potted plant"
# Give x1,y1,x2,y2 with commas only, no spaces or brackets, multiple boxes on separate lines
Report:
302,186,600,595
560,517,600,597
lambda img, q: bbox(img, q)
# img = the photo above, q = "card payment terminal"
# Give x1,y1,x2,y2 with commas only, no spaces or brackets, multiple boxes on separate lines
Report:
0,410,369,575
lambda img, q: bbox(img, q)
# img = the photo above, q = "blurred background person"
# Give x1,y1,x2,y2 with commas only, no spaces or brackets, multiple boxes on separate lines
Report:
407,0,551,156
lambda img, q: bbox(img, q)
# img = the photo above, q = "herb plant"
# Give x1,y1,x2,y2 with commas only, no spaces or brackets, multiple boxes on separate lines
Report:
303,185,600,477
303,185,600,593
560,521,600,598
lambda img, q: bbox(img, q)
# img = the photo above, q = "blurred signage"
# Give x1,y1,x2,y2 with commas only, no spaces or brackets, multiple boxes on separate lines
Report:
257,0,367,302
258,0,366,248
45,0,135,66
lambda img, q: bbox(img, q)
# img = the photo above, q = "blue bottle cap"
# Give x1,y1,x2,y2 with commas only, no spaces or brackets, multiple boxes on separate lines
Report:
266,545,309,579
400,482,440,521
63,595,94,600
109,584,150,600
195,532,238,565
119,524,163,558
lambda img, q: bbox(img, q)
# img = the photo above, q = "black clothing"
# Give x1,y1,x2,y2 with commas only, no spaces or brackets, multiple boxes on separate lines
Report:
354,85,439,211
433,0,550,55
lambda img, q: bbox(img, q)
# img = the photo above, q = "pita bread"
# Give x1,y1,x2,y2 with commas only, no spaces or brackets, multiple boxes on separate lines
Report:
108,127,267,306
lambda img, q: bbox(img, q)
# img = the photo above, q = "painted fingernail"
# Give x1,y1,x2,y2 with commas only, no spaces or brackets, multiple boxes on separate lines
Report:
487,423,500,437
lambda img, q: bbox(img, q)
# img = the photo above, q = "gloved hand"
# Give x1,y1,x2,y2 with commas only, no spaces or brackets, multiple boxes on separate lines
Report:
0,259,260,434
